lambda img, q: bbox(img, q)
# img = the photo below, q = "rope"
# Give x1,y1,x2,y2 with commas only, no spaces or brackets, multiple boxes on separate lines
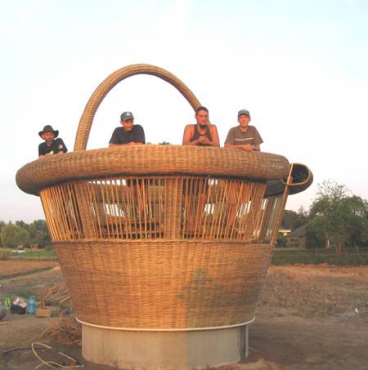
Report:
2,343,84,369
31,342,84,369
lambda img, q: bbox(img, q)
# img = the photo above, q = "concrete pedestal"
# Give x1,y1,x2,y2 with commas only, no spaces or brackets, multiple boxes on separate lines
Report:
79,319,254,369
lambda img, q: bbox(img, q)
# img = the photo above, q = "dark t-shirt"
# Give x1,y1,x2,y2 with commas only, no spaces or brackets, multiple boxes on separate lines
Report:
38,138,68,157
109,125,146,145
190,125,213,146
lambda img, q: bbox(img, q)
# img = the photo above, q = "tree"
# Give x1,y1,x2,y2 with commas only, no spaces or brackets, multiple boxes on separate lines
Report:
282,207,308,230
0,220,51,249
276,233,287,248
308,180,368,254
305,217,327,249
28,220,51,247
1,223,29,248
344,196,368,250
0,221,5,247
14,220,51,248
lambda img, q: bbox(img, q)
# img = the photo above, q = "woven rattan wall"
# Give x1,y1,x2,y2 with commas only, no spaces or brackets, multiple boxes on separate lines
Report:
40,176,282,243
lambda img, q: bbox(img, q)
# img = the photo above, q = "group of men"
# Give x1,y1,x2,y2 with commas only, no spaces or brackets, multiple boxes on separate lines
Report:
37,107,263,157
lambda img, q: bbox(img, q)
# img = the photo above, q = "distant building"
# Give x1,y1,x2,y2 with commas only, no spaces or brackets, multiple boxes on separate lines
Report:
278,229,292,237
287,224,307,247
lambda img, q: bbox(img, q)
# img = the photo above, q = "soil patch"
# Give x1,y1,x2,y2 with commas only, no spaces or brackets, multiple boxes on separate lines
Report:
0,260,58,279
1,262,368,369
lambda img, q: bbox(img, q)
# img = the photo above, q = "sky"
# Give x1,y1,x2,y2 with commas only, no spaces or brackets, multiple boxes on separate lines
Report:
1,0,368,223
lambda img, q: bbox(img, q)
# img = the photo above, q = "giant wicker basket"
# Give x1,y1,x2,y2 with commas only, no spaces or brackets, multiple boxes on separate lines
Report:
16,64,312,331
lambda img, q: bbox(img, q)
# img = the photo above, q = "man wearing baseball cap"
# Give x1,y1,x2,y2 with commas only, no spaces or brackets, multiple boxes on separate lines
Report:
109,111,146,146
38,125,68,158
109,111,147,219
225,109,263,151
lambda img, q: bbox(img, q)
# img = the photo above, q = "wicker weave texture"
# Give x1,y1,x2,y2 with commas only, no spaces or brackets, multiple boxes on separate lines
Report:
56,240,272,329
39,176,283,244
40,175,283,329
265,163,313,197
16,146,290,196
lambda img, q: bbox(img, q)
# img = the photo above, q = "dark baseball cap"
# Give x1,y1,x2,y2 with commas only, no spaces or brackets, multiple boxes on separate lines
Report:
120,111,134,121
238,109,250,118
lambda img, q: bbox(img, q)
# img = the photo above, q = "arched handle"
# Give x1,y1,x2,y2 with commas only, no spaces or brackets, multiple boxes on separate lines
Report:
74,64,202,151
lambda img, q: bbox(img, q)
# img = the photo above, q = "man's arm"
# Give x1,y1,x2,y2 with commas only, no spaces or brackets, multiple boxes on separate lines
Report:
209,125,220,147
225,128,261,151
38,143,53,158
109,140,144,147
38,144,44,158
225,143,259,151
253,128,263,151
109,128,119,147
132,125,146,144
224,128,234,147
56,138,68,154
109,126,145,147
182,125,197,145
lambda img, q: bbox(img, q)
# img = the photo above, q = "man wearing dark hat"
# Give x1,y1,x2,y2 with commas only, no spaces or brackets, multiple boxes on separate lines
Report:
109,111,145,146
109,112,147,219
225,110,263,228
38,125,68,158
225,109,263,151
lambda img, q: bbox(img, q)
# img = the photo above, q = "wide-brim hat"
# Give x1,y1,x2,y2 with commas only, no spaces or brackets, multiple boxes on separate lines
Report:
38,125,59,138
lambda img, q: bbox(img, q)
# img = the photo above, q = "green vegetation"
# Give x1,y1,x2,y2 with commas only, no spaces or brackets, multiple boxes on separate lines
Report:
272,248,368,266
1,223,29,248
0,220,54,259
0,247,57,260
279,180,368,254
308,181,368,253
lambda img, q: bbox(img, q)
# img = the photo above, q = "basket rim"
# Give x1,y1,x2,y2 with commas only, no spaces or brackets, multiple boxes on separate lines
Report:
16,145,290,195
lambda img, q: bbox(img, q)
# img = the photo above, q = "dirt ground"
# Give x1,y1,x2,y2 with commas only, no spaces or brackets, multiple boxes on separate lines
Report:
1,261,368,370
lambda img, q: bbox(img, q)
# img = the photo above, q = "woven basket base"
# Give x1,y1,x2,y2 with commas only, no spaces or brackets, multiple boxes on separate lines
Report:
56,240,273,329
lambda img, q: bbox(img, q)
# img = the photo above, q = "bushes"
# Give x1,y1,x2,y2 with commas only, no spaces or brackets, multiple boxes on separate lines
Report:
272,248,368,266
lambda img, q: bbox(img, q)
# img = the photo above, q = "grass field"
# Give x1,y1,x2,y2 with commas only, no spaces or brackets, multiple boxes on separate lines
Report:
0,248,57,261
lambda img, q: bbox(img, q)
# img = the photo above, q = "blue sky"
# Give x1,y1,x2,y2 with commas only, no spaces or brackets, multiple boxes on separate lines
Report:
1,0,368,222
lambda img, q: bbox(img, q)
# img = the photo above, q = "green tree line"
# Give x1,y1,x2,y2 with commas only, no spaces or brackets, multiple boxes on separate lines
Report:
0,220,51,249
281,180,368,253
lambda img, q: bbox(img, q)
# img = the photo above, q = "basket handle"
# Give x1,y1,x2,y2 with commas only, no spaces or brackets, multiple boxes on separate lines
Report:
74,64,201,151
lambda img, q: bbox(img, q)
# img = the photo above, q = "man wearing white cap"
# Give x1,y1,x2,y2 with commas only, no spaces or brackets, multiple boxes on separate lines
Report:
225,109,263,151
